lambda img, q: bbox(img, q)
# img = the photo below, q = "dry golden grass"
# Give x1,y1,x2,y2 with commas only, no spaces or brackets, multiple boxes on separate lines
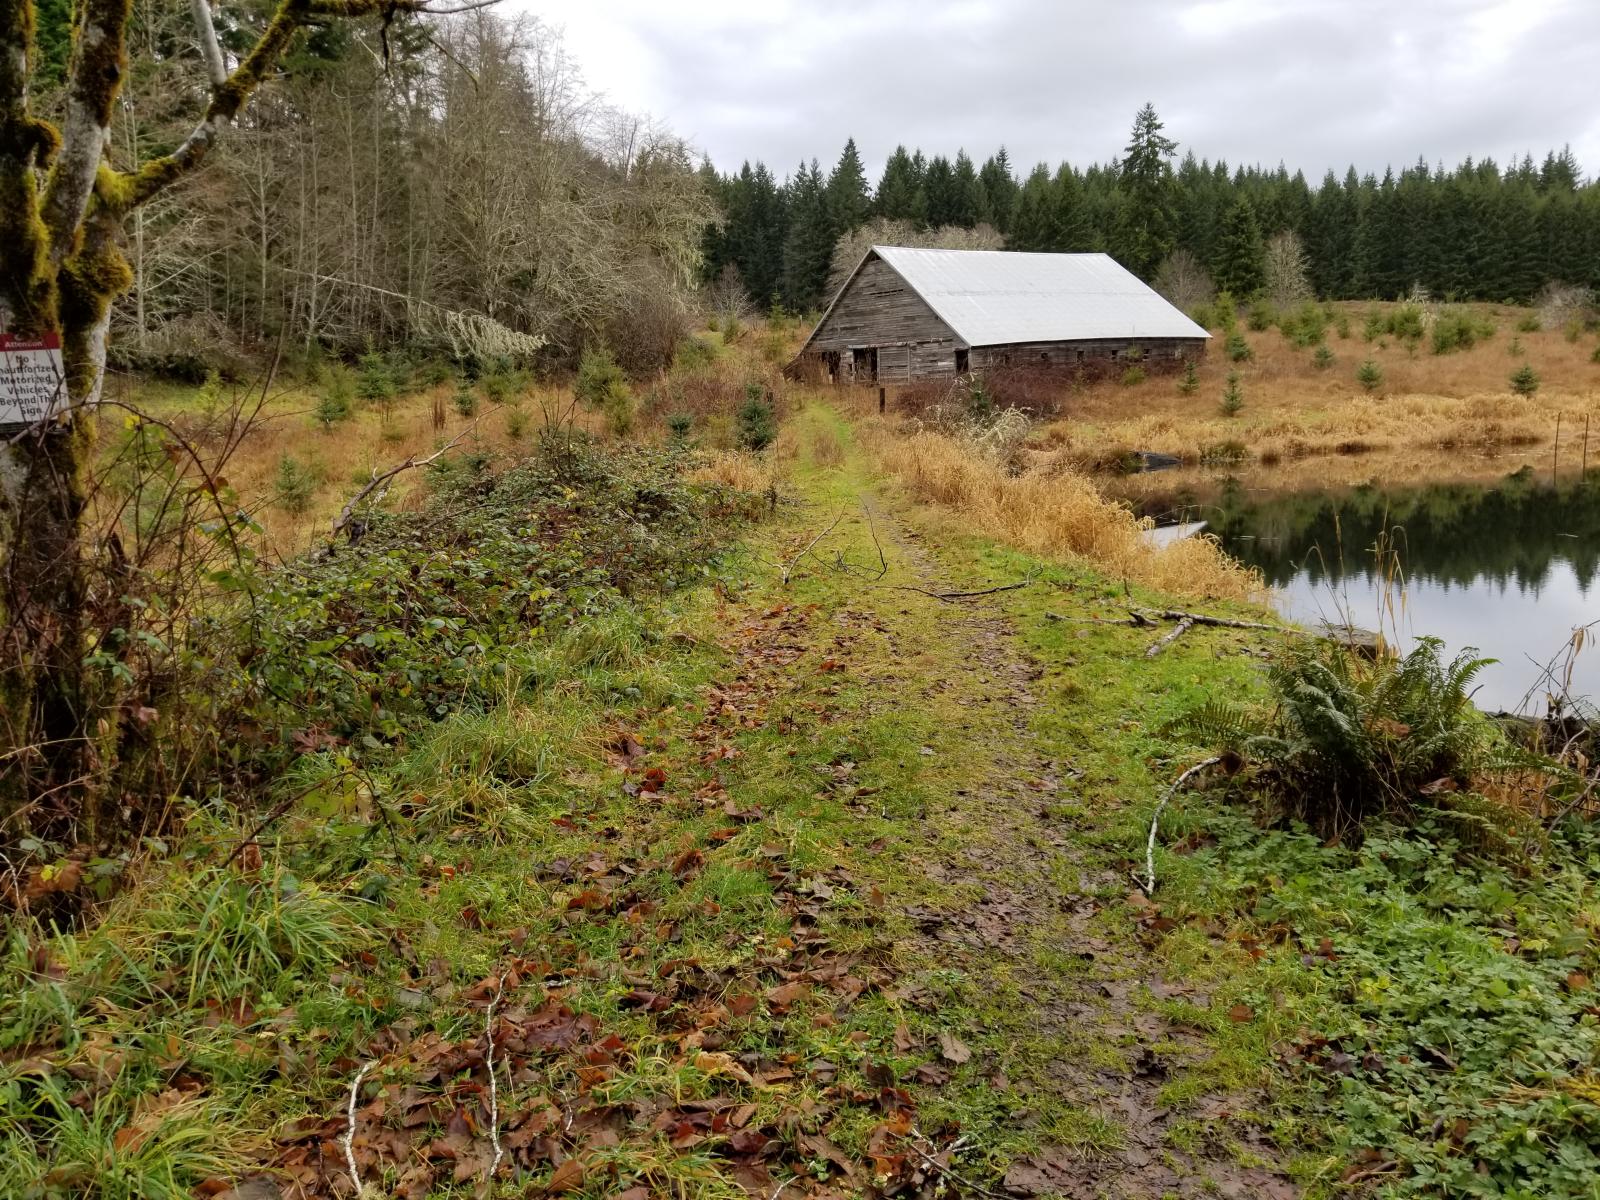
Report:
107,378,608,559
686,450,779,496
858,413,1262,603
1034,308,1600,474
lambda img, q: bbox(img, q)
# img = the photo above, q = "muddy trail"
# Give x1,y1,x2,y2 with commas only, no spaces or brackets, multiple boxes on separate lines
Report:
843,502,1298,1200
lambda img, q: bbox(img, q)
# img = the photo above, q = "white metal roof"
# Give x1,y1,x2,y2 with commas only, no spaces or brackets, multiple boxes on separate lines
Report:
870,246,1210,347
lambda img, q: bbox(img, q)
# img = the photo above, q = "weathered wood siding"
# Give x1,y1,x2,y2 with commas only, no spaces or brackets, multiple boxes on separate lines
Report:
804,257,960,382
972,338,1207,370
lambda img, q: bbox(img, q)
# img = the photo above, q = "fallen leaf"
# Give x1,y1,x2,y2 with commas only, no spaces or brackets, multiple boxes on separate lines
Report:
1228,1004,1255,1023
938,1031,972,1064
546,1156,584,1193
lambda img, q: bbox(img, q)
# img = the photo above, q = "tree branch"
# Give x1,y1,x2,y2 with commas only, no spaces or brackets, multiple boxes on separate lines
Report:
41,0,133,264
189,0,229,86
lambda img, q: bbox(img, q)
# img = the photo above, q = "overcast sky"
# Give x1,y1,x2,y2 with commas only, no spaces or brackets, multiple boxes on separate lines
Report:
521,0,1599,183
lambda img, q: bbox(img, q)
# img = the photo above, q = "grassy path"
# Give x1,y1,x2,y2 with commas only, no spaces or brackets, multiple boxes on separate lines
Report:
761,404,1300,1198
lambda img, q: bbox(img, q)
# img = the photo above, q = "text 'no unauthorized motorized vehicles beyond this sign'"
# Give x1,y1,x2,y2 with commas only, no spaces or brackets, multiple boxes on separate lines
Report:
0,333,68,430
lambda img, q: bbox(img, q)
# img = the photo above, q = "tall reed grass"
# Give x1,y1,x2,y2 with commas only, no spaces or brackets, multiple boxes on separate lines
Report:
864,420,1262,602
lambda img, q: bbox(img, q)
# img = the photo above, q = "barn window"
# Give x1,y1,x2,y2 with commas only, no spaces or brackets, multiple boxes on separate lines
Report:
1039,352,1049,362
955,349,970,373
1076,349,1085,362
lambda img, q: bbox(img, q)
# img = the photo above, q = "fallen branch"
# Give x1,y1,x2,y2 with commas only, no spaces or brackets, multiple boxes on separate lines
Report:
877,575,1034,604
1143,756,1224,895
781,516,843,585
907,1129,1004,1199
1145,616,1195,657
1151,608,1288,631
485,975,506,1182
329,415,493,540
342,1060,377,1196
1043,609,1294,633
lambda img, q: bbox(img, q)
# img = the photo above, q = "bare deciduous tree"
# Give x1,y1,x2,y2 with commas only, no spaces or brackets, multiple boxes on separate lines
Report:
1263,230,1313,307
826,218,1005,299
1153,248,1216,313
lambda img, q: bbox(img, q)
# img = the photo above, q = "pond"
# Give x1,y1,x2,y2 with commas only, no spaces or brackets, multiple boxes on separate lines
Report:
1129,466,1600,713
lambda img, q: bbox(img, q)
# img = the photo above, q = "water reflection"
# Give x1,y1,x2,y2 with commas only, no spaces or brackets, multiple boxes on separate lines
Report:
1134,468,1600,712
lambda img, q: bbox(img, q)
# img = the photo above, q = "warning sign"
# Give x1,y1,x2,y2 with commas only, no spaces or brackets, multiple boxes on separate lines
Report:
0,333,69,429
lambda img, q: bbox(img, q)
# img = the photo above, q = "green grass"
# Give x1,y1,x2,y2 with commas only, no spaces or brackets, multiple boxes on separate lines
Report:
9,401,1596,1198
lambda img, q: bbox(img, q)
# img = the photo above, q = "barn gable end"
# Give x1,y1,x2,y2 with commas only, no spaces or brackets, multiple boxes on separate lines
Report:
795,252,964,383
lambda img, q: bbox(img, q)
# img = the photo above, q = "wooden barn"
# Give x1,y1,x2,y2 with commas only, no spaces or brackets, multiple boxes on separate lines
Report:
791,246,1209,384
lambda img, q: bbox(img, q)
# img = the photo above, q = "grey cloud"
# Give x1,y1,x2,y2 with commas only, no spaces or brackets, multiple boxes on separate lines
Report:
533,0,1600,181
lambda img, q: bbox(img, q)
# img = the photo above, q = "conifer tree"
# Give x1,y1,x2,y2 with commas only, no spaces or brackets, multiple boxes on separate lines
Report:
922,155,958,228
782,160,835,311
1049,165,1095,252
951,151,985,228
979,149,1020,234
1214,198,1267,297
1008,164,1055,251
1114,103,1179,278
825,138,871,234
874,146,920,221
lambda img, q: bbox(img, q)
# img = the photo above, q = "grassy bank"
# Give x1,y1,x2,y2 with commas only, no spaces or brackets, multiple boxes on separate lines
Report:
8,380,1598,1199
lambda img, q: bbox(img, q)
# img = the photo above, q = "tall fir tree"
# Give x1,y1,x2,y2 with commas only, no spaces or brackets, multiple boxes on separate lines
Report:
1007,164,1055,251
1049,165,1095,252
875,146,920,221
1114,103,1179,278
922,155,959,227
825,138,871,234
782,160,836,311
951,151,986,228
979,149,1019,234
1213,198,1266,297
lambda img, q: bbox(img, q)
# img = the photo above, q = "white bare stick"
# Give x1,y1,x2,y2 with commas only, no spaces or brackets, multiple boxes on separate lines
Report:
1143,757,1224,895
485,975,506,1181
1145,616,1195,657
329,416,493,539
342,1060,376,1195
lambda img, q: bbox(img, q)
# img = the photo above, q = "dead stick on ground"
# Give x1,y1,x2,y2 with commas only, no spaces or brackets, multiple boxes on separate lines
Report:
343,1060,377,1196
485,976,505,1181
1144,756,1224,896
329,412,497,540
781,516,843,585
1145,616,1195,657
908,1128,1004,1199
877,575,1034,603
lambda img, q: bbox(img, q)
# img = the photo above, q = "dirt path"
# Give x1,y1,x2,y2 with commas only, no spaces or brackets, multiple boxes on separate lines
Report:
853,497,1297,1200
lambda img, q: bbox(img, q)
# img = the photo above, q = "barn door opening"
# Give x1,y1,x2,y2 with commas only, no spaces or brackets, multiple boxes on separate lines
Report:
954,348,970,374
821,350,841,384
852,347,877,383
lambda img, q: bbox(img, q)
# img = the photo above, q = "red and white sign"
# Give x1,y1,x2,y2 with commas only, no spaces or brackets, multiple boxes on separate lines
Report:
0,332,68,427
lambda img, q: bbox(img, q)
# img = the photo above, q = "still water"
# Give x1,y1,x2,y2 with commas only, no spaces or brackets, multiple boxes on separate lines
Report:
1137,467,1600,713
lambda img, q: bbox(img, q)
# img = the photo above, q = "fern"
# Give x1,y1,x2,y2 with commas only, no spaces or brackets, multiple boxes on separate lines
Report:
1176,638,1509,836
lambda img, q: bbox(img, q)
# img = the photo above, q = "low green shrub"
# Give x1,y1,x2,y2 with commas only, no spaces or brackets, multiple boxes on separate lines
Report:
1356,359,1383,393
1312,344,1335,370
1431,309,1495,355
1219,370,1243,416
1120,366,1146,387
738,384,776,450
1510,363,1540,396
1176,359,1199,395
1246,300,1277,332
1224,331,1253,363
273,454,317,514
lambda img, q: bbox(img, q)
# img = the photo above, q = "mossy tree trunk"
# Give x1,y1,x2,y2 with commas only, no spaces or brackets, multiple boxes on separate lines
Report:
0,0,471,836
